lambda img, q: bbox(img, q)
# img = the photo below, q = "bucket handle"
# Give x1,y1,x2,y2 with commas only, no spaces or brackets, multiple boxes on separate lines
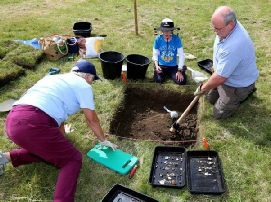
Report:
127,60,150,66
99,53,126,64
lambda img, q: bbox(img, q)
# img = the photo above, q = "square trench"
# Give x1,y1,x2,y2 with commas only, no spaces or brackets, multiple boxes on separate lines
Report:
109,87,199,147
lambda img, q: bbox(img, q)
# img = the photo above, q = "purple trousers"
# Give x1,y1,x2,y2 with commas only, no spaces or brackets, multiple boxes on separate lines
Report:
5,105,82,202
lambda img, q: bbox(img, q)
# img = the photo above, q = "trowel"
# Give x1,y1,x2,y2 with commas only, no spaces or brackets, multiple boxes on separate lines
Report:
163,106,179,119
187,66,209,83
170,95,200,132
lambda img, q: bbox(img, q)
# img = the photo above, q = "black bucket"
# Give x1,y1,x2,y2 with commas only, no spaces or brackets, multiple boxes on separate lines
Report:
99,51,125,79
73,22,92,37
126,54,151,80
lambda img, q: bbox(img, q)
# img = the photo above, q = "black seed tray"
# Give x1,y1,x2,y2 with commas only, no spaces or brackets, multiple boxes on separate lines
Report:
148,146,186,188
186,150,226,194
197,59,213,74
101,184,160,202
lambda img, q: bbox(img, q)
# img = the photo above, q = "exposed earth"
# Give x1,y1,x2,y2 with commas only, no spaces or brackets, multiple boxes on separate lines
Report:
109,87,198,147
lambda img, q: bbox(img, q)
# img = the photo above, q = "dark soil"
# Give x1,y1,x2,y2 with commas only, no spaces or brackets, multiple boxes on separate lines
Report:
109,87,198,147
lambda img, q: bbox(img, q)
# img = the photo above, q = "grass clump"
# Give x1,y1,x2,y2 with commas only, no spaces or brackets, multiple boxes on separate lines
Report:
0,60,25,88
3,43,44,70
0,40,20,59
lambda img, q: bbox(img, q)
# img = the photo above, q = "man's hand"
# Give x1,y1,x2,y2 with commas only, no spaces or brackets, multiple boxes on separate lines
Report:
194,84,205,96
99,139,118,151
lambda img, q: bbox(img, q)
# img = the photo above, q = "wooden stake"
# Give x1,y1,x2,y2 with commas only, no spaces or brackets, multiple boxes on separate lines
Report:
134,0,138,35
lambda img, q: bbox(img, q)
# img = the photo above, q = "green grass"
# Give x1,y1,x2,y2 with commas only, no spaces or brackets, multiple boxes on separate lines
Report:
0,0,271,201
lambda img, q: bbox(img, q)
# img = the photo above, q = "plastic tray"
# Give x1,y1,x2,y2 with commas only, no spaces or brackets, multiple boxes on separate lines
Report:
101,184,160,202
186,150,226,194
148,146,186,188
197,59,213,74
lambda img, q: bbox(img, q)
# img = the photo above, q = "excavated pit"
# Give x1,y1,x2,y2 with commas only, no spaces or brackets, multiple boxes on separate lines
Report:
109,87,198,147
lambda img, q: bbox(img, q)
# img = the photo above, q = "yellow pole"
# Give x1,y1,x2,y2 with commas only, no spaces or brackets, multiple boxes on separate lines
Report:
134,0,138,35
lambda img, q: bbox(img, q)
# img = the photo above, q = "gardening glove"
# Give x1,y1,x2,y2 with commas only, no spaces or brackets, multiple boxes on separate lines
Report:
194,83,205,97
99,139,118,151
64,124,74,133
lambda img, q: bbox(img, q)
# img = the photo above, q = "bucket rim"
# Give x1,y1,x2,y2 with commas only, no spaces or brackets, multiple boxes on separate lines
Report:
73,29,92,31
99,51,126,63
73,21,91,25
125,54,151,66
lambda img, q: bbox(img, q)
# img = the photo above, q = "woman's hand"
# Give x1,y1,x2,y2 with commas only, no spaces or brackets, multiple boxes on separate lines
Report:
156,66,163,74
176,71,184,82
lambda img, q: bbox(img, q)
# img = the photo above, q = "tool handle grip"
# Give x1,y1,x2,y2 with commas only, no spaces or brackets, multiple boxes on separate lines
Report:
121,72,127,83
129,165,138,179
203,138,209,150
163,106,170,112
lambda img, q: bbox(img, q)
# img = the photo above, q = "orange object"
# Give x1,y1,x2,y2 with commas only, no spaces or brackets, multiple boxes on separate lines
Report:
129,165,138,178
121,72,127,83
203,138,209,150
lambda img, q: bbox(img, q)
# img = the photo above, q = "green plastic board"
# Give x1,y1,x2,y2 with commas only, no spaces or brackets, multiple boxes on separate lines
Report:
86,143,138,175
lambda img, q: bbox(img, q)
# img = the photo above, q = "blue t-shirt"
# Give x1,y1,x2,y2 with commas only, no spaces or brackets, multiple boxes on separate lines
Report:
153,34,182,67
213,21,259,87
14,73,95,126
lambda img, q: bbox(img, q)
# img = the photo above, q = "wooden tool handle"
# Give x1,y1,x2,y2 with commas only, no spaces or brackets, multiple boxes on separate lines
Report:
176,95,200,124
170,95,200,132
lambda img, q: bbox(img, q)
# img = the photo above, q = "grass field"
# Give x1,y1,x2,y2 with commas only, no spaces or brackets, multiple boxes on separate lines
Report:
0,0,270,201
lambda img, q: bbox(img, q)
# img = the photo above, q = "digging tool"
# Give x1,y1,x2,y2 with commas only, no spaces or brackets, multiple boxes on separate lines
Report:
170,95,200,132
129,156,144,179
163,106,179,118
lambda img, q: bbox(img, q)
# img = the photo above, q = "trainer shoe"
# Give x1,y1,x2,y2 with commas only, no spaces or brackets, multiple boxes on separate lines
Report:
240,88,257,104
0,152,9,176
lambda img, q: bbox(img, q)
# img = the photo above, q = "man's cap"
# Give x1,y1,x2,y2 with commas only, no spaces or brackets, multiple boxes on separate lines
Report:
73,59,101,80
155,18,178,31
